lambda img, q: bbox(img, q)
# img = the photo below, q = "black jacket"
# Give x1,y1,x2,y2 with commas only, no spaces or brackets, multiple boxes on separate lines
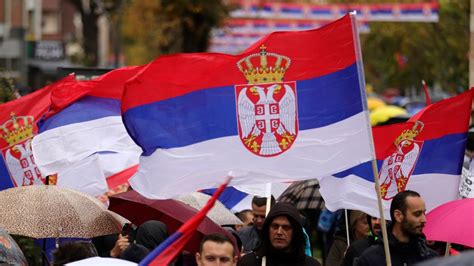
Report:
237,224,261,253
342,214,380,266
356,225,437,266
238,251,320,266
341,235,377,266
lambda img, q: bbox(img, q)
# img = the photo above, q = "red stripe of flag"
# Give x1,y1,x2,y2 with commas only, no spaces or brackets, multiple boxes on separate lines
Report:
105,164,138,189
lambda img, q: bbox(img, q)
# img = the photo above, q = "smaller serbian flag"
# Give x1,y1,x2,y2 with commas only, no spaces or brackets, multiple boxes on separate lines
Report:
139,177,231,266
31,66,143,196
321,89,474,218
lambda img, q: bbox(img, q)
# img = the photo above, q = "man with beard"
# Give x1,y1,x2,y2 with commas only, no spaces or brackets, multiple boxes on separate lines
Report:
356,190,437,266
341,215,381,266
238,202,320,266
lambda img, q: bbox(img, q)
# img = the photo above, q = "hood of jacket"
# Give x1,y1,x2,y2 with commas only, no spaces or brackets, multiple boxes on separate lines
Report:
256,202,306,261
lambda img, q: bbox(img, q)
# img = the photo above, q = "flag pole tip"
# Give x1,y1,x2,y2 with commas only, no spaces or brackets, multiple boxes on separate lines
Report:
224,173,234,184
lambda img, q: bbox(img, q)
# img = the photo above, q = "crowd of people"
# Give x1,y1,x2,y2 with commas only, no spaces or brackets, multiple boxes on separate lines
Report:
32,188,471,266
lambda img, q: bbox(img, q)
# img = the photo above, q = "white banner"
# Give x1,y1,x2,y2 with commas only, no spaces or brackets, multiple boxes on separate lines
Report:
460,164,474,198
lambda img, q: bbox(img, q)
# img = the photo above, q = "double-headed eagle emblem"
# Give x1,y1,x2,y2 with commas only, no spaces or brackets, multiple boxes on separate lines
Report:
235,45,298,157
379,121,424,199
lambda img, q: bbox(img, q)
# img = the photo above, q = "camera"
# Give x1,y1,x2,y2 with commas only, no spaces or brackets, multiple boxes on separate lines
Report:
121,223,138,243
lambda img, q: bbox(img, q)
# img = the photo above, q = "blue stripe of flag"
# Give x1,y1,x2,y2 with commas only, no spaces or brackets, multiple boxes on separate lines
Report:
311,9,332,15
38,96,121,132
280,8,303,14
0,160,14,190
334,133,467,181
201,187,248,210
401,9,423,15
371,9,392,15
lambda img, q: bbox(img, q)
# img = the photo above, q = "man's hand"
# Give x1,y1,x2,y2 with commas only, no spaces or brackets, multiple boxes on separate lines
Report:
110,234,130,258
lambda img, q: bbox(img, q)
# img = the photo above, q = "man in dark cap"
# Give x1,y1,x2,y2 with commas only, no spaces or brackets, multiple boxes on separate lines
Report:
238,202,321,266
342,215,381,266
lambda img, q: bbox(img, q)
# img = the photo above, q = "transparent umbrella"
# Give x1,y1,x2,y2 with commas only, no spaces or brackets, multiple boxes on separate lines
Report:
175,192,242,226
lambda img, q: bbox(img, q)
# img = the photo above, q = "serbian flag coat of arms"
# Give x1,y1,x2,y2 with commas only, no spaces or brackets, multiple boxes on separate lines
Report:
122,14,375,199
0,76,77,190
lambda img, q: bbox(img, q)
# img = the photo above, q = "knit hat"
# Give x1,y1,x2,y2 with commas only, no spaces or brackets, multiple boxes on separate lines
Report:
349,210,366,229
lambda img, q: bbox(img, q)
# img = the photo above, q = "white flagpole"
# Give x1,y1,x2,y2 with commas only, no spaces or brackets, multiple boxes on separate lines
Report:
371,159,392,266
444,242,451,257
344,209,350,246
265,183,272,216
262,183,272,266
350,11,392,266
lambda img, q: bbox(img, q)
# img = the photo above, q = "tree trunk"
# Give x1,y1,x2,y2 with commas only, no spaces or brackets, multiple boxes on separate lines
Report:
182,14,211,52
80,10,99,66
68,0,100,67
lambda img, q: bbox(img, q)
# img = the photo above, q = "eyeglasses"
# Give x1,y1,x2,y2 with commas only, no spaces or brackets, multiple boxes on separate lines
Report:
270,223,292,231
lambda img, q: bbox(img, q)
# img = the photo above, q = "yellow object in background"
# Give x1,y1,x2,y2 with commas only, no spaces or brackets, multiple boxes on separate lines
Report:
367,97,386,111
370,105,408,126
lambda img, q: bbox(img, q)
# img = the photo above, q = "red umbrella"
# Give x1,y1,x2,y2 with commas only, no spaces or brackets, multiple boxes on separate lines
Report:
423,198,474,248
108,190,234,253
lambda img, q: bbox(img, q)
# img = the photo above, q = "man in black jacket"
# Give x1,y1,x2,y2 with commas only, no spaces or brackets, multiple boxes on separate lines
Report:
238,195,275,253
342,215,381,266
357,190,437,266
238,202,320,266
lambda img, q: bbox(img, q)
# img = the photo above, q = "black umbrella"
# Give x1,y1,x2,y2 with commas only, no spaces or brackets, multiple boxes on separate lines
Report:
278,179,325,210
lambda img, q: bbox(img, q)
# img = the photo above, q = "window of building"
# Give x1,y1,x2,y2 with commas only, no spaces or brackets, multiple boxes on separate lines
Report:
42,11,60,35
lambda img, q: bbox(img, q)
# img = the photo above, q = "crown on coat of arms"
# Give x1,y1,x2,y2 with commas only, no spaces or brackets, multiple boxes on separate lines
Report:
237,45,291,85
394,121,424,146
0,113,34,146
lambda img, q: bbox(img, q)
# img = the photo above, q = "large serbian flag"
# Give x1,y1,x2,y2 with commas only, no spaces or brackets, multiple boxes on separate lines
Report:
122,14,374,199
321,89,474,218
31,67,142,196
0,76,76,190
